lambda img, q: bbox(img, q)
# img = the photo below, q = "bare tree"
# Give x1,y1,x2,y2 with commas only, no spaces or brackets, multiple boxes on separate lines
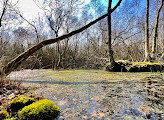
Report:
11,6,40,43
0,0,9,28
0,0,9,43
0,0,19,28
159,2,164,61
151,0,163,60
36,0,74,69
0,0,123,77
107,0,115,65
145,0,151,61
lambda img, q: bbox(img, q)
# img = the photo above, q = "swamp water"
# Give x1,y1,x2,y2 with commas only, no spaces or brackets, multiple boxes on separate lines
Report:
9,70,164,120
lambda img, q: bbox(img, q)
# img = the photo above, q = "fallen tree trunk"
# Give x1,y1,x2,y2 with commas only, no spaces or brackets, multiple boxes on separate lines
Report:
0,0,122,77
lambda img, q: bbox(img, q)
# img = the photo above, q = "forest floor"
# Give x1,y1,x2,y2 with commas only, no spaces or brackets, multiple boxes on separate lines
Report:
8,69,164,120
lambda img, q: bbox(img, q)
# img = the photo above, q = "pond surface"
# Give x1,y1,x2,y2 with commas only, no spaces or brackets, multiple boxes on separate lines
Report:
9,70,164,120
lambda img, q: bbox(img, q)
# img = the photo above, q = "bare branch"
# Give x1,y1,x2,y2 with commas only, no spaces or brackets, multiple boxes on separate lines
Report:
1,0,123,77
0,0,9,27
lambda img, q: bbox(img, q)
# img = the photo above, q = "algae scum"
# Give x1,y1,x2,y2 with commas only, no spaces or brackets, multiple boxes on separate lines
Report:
9,70,164,120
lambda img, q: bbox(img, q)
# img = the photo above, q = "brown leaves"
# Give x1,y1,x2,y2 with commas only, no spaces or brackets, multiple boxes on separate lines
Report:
92,97,102,101
91,110,105,118
57,100,68,106
138,107,150,113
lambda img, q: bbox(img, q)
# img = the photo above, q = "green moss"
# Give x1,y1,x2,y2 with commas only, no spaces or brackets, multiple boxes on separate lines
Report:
0,110,9,119
131,62,160,67
18,99,60,120
128,62,162,72
9,95,35,112
105,61,164,72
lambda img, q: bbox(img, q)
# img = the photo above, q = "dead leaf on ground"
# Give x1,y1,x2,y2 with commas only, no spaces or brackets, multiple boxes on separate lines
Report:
58,100,68,106
92,97,102,101
138,107,150,113
84,100,89,104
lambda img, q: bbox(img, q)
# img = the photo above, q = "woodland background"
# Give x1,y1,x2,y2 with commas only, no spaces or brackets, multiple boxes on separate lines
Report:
0,0,163,70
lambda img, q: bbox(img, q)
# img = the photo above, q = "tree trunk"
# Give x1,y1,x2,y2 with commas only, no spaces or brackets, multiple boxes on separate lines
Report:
0,0,123,77
0,14,108,77
108,0,115,65
163,5,164,53
145,0,151,61
151,0,164,60
56,34,69,69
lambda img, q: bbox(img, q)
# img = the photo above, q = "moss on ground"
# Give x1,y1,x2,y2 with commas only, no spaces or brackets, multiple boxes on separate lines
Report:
1,94,60,120
18,99,60,120
12,69,162,83
105,60,164,72
127,62,163,72
9,95,35,112
0,109,9,119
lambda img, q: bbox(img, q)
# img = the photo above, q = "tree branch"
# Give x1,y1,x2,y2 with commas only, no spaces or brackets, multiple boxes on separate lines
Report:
1,0,123,77
0,0,9,27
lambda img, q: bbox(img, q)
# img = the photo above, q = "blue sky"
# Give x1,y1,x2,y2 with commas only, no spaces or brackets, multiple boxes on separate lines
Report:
16,0,122,27
17,0,120,20
101,0,120,7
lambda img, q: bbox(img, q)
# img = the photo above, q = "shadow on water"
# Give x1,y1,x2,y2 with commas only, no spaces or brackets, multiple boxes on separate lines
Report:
15,79,145,85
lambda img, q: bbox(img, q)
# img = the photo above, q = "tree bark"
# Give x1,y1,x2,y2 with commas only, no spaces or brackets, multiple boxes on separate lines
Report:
108,0,115,64
0,0,122,77
151,0,164,60
145,0,151,61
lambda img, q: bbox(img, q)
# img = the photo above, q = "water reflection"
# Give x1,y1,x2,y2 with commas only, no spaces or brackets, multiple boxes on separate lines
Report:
36,76,163,120
144,78,164,120
99,78,164,120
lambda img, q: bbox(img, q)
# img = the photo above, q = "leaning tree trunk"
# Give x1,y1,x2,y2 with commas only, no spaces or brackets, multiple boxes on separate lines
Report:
145,0,151,61
108,0,115,65
151,0,164,60
0,0,122,77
